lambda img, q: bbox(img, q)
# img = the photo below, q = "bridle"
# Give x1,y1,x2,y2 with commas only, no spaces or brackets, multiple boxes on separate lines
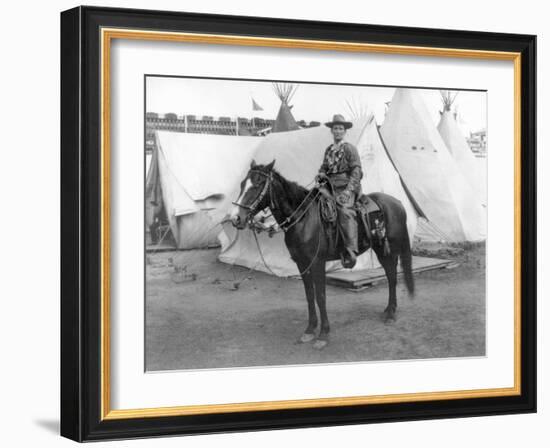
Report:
233,168,322,232
232,169,274,224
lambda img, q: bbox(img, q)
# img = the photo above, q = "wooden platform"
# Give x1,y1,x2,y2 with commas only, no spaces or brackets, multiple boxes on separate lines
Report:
326,256,457,290
146,242,177,253
145,243,221,253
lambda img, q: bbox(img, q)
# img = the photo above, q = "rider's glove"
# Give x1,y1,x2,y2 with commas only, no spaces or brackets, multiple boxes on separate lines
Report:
315,172,328,184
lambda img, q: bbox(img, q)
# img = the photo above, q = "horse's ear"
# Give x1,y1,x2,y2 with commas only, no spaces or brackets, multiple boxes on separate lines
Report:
250,159,257,169
266,159,276,171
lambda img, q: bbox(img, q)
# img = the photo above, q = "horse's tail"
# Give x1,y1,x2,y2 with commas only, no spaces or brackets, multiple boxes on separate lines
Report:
400,233,415,298
370,191,415,296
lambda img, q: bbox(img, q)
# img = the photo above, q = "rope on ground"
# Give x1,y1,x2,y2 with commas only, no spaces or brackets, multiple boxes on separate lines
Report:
148,225,172,255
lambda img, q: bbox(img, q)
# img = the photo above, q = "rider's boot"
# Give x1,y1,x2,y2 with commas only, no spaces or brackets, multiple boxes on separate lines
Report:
341,247,357,269
339,207,359,269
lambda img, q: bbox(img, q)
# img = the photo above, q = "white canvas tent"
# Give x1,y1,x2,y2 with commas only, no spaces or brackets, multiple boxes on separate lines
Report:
146,131,261,249
218,115,420,276
360,115,419,239
380,88,487,242
437,91,487,206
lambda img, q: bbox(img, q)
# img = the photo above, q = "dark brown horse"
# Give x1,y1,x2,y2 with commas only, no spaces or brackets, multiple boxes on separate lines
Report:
229,160,414,349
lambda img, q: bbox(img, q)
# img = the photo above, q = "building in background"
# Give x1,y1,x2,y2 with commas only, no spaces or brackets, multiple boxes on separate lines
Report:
467,129,487,158
145,112,320,153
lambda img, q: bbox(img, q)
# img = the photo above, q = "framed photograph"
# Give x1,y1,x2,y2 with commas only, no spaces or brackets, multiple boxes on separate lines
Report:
60,6,536,442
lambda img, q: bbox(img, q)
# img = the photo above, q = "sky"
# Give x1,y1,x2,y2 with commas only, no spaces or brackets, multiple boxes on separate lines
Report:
146,76,487,135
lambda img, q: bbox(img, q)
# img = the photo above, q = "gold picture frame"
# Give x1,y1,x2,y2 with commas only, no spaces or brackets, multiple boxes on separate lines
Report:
61,6,536,442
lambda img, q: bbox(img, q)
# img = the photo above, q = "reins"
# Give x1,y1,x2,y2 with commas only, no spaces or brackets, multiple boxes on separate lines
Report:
237,169,324,277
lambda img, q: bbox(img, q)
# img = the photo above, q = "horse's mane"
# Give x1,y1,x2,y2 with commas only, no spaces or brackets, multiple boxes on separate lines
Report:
270,169,310,208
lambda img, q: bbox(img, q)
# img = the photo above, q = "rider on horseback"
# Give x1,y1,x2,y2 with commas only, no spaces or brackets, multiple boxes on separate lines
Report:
316,114,363,269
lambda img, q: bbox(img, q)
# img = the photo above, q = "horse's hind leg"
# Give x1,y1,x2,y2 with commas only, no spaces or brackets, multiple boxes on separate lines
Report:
379,253,399,322
297,263,317,343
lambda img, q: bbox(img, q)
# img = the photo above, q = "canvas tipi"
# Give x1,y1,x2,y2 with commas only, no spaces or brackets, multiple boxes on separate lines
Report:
271,83,300,133
437,90,486,205
345,96,369,121
146,131,262,249
218,115,420,276
380,88,486,242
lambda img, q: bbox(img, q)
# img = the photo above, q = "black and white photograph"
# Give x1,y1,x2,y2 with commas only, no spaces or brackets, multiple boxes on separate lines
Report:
144,76,488,371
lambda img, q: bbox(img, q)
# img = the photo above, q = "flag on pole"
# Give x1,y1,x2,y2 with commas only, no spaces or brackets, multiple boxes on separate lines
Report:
251,98,264,111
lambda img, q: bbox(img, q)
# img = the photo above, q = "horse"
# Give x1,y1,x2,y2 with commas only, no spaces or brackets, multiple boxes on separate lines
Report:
229,159,414,349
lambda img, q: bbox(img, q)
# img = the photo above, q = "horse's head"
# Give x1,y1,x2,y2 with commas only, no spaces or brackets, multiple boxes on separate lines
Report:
229,159,276,229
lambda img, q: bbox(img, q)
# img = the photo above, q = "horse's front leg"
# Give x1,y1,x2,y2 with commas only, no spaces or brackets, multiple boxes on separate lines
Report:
297,261,317,343
312,262,330,349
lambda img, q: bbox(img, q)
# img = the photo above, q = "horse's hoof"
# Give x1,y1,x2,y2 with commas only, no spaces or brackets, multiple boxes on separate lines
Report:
297,333,316,344
313,339,328,350
384,312,396,323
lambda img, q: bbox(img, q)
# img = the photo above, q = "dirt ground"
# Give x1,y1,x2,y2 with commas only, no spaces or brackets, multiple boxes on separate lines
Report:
145,242,486,371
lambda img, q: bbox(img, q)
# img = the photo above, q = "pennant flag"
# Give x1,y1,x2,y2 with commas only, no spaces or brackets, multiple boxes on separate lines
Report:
251,98,264,111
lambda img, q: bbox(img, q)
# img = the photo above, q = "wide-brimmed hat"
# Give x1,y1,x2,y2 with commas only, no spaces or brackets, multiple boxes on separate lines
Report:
324,114,353,129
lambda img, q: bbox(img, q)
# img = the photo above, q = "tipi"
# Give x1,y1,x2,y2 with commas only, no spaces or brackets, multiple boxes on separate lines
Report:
345,96,369,121
218,114,420,276
437,90,486,205
271,83,300,133
146,131,262,249
380,88,486,242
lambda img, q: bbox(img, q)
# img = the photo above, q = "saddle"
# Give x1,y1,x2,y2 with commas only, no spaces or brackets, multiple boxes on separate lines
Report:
318,186,388,251
356,194,389,252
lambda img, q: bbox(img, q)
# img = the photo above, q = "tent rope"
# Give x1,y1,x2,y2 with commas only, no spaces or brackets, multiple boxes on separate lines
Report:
147,225,172,254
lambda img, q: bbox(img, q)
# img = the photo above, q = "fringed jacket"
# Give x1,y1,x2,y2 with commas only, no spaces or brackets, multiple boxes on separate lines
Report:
318,141,363,194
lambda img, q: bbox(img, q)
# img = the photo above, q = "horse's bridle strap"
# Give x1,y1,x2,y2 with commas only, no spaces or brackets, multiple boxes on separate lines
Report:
247,170,271,214
231,169,272,212
237,169,318,234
